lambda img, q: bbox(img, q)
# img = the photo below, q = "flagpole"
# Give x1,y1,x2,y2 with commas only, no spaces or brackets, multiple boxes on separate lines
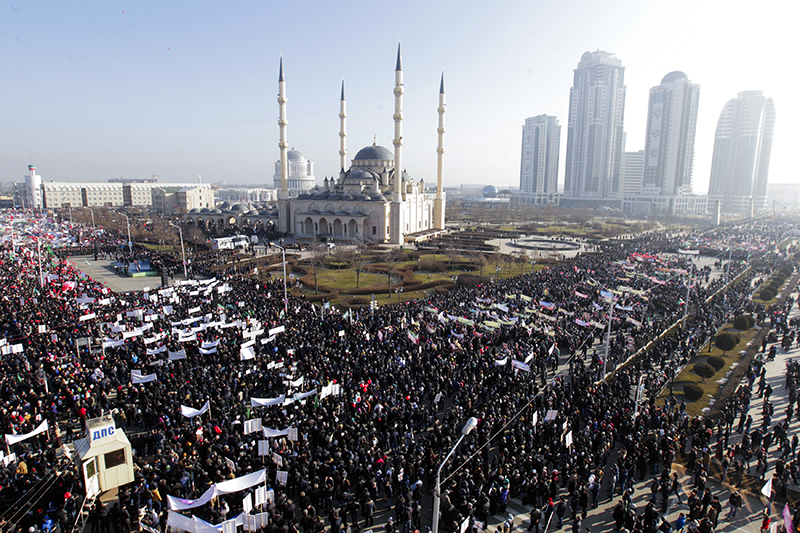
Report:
37,237,43,287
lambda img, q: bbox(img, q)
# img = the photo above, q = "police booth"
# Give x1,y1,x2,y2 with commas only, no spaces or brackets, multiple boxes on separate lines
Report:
74,414,134,497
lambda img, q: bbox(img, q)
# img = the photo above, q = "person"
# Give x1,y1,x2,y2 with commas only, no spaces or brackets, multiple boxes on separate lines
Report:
673,513,685,533
727,491,742,519
760,509,770,533
612,501,625,531
363,498,375,528
528,506,542,533
555,496,567,529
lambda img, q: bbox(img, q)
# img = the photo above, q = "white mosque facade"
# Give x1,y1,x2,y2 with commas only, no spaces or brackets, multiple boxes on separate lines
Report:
272,149,315,197
275,45,447,244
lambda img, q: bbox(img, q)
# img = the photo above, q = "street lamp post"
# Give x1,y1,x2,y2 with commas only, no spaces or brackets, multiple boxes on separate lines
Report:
682,265,693,329
270,242,288,317
122,213,132,253
395,286,404,304
589,276,615,379
168,222,188,280
82,207,95,231
432,417,479,533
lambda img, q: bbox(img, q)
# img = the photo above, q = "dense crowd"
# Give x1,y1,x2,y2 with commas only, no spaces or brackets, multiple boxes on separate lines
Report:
0,215,797,533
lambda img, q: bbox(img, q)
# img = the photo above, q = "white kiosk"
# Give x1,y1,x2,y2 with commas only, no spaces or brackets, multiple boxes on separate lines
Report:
74,415,134,497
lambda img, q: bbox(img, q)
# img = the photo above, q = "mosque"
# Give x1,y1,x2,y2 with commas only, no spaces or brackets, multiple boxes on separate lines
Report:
275,45,447,244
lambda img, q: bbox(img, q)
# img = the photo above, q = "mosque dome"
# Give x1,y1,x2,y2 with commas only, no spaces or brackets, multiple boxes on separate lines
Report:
230,203,249,212
347,168,377,182
661,71,688,84
287,149,306,161
354,145,393,161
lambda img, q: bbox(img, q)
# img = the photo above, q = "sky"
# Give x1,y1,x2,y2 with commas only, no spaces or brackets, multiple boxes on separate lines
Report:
1,0,794,194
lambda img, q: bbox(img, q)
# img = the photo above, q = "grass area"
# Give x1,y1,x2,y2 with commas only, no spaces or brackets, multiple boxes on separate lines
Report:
312,269,389,291
662,325,760,417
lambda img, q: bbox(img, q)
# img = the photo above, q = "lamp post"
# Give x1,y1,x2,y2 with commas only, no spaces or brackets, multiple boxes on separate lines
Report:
168,222,188,280
270,242,288,317
432,417,479,533
395,286,404,304
82,207,95,231
682,265,693,329
589,276,614,379
122,213,132,253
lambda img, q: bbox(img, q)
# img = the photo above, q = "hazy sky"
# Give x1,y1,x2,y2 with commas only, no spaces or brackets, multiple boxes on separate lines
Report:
1,0,793,194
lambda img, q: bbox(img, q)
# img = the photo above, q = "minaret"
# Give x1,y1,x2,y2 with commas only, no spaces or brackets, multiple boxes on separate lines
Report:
433,72,446,230
277,56,290,232
339,80,347,172
389,42,405,244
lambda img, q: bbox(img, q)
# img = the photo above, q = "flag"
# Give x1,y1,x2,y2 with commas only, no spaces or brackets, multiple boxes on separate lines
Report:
782,503,793,533
407,331,419,344
761,477,773,498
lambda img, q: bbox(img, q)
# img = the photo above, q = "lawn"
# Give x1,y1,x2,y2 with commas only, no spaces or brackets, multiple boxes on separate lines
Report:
661,324,760,417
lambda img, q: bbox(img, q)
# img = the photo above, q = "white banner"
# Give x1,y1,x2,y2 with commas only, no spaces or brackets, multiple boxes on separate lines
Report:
240,346,255,361
131,370,157,384
181,401,210,418
251,395,285,408
5,420,49,445
168,350,187,361
244,419,262,435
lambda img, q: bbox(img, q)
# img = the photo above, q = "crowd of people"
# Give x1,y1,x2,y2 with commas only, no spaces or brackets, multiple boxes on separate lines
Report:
0,214,797,533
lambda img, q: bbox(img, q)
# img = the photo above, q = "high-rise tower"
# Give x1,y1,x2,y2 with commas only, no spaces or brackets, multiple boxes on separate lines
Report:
642,72,700,196
708,91,776,213
563,51,626,203
519,115,560,204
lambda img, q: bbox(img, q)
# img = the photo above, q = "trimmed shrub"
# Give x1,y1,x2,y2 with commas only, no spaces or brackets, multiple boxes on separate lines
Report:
456,274,490,287
733,315,754,330
693,362,716,381
715,332,739,354
707,355,726,371
683,383,704,401
760,288,776,301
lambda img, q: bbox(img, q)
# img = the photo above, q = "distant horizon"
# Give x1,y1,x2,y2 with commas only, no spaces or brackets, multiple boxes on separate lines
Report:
1,1,793,194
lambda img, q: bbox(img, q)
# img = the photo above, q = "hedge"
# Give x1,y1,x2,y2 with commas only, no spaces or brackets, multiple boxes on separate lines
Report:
693,362,716,380
707,355,726,371
760,288,776,301
733,315,754,330
683,383,704,401
715,332,739,353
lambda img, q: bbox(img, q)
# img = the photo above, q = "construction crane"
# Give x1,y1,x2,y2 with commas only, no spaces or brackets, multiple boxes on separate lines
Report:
774,200,787,216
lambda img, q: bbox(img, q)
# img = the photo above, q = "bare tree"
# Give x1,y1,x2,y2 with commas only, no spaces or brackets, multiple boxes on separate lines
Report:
307,244,327,294
352,240,370,288
383,247,404,295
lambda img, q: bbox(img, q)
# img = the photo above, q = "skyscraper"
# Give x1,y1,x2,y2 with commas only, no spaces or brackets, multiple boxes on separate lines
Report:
620,150,644,196
519,115,560,205
563,51,626,204
708,91,776,213
642,72,700,196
